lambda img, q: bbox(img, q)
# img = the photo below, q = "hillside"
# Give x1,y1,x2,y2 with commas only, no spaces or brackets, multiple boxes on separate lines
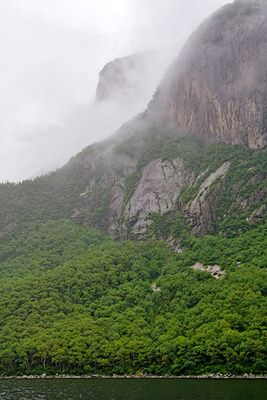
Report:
0,0,266,241
0,132,265,240
0,0,266,376
0,219,266,375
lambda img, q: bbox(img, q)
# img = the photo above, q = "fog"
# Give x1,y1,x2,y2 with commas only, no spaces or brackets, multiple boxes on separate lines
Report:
0,0,231,182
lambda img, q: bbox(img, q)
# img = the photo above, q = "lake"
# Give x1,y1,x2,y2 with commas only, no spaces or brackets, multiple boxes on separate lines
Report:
0,379,266,400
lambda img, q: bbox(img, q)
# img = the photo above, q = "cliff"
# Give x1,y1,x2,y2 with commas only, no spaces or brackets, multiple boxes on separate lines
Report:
0,0,266,241
148,0,267,149
95,51,172,106
0,0,266,378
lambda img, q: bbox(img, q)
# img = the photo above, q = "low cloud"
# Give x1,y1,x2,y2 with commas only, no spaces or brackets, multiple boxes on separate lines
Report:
0,0,231,182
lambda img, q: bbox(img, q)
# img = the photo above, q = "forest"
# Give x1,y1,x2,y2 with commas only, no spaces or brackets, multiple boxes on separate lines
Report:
0,219,266,375
0,128,266,376
0,0,266,380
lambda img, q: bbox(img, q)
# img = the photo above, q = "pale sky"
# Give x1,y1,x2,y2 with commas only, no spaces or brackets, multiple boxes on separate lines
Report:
0,0,231,182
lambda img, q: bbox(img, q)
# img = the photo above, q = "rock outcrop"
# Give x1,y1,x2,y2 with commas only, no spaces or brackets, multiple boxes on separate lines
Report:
149,0,267,149
122,159,193,235
53,1,267,239
184,162,230,234
246,204,267,225
95,53,146,103
192,262,225,279
95,51,172,106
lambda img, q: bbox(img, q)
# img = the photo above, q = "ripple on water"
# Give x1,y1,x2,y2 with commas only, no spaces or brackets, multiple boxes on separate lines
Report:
0,379,266,400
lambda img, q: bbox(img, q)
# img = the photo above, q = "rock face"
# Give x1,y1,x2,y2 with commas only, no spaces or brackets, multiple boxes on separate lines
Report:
95,52,172,106
46,1,267,239
0,2,266,244
95,53,146,103
246,204,267,225
184,162,231,234
192,262,225,279
123,159,193,235
150,0,267,149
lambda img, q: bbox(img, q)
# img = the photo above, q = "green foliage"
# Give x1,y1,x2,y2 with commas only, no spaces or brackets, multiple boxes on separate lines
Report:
148,211,187,240
116,131,266,238
178,144,267,237
0,131,265,240
123,172,142,207
0,167,85,233
0,220,106,278
0,219,266,376
0,128,266,376
137,134,205,172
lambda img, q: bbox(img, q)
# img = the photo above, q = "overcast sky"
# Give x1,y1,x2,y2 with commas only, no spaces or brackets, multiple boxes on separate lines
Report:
0,0,231,182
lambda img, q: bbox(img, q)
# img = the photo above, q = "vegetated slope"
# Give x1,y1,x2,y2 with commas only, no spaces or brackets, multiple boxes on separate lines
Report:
0,219,266,375
0,0,267,240
0,130,265,239
0,0,266,377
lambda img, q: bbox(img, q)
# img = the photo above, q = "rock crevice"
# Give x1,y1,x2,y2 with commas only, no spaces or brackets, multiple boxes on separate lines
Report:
122,159,193,235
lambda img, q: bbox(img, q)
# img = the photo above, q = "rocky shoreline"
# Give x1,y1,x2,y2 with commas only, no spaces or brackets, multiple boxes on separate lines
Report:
0,374,266,380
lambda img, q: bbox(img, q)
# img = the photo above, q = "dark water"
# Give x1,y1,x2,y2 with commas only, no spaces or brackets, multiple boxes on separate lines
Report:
0,379,266,400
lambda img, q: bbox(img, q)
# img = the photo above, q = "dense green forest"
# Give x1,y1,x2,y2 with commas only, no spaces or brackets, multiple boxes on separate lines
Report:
0,219,266,375
0,128,266,376
0,0,266,378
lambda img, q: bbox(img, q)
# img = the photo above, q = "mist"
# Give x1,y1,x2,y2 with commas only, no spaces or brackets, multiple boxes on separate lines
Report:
0,0,231,182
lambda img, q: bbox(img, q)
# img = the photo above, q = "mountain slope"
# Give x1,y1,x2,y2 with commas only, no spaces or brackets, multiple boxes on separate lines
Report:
149,0,267,149
0,219,266,375
0,0,266,377
0,0,266,241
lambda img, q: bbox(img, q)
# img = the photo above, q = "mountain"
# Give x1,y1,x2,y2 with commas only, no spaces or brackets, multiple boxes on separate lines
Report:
0,0,266,376
0,0,266,239
95,51,174,107
149,0,267,150
88,0,267,236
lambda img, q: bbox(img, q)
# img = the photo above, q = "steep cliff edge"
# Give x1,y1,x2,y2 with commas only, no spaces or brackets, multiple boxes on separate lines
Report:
95,51,172,106
149,0,267,149
95,53,149,103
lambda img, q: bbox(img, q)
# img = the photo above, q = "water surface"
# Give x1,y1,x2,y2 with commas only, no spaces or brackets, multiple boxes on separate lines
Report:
0,378,266,400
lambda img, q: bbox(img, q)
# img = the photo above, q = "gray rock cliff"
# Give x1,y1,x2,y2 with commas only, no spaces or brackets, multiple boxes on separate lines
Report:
69,0,267,238
95,51,172,106
149,0,267,149
122,159,193,235
184,162,231,234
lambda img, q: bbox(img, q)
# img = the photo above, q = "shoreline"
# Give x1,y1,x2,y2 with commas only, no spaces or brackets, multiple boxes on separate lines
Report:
0,374,266,380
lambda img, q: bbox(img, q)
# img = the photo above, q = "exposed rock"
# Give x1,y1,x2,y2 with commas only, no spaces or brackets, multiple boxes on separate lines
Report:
95,51,173,106
109,174,128,234
69,145,137,232
39,1,267,240
184,162,230,233
192,262,225,279
151,283,161,293
246,205,266,224
79,189,91,199
70,210,81,220
167,237,184,254
149,0,267,149
95,53,147,103
123,159,193,235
